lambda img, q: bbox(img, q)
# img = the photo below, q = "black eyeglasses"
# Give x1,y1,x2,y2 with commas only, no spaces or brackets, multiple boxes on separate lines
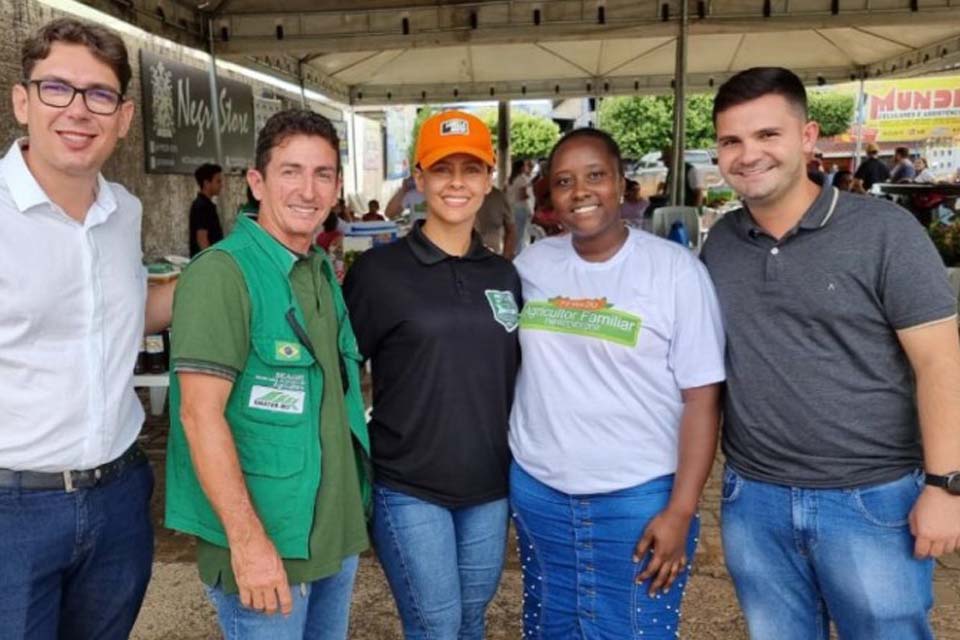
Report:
24,79,124,115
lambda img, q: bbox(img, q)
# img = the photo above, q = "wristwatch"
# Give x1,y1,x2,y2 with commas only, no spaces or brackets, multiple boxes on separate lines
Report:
924,471,960,495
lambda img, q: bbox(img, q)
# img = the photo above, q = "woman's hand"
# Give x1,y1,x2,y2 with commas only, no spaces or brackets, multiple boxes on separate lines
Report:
633,507,693,597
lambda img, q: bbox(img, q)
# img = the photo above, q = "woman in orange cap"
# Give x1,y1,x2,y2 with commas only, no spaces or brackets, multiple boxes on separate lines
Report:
343,110,521,639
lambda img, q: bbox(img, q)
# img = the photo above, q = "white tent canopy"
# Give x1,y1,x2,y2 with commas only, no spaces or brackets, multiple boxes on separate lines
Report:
185,0,960,105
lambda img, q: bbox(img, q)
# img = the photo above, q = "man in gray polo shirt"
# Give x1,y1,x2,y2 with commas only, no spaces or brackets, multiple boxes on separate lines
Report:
701,67,960,640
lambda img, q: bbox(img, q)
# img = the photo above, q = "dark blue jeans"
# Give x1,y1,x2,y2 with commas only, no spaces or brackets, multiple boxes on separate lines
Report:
721,466,934,640
371,484,509,640
510,462,698,640
0,459,154,639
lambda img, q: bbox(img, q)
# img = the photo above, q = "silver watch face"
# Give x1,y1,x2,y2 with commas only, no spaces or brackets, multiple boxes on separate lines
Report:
948,473,960,495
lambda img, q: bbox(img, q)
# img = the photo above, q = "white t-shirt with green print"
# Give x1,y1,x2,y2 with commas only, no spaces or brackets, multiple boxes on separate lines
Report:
509,229,726,494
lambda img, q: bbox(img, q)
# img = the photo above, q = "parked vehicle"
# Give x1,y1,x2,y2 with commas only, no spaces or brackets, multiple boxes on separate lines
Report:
628,149,724,198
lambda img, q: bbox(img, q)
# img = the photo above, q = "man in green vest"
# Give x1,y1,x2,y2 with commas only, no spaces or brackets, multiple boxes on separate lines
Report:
165,109,371,639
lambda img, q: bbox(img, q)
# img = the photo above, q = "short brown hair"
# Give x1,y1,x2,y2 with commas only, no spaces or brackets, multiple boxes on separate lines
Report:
713,67,807,125
255,109,341,175
22,18,132,95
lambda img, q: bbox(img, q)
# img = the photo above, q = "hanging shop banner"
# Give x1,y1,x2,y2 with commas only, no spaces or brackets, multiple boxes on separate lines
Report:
825,75,960,143
140,50,255,174
385,106,415,179
863,75,960,141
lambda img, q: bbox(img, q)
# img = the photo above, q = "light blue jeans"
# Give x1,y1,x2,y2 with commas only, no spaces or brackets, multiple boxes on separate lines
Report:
204,555,359,640
721,466,934,640
510,462,698,639
371,484,509,640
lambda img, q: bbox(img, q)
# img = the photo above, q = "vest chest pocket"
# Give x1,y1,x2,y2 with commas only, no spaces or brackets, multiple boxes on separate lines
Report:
235,337,319,427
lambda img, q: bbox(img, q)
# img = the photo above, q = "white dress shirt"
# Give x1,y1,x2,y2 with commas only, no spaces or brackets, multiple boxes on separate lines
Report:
0,140,146,471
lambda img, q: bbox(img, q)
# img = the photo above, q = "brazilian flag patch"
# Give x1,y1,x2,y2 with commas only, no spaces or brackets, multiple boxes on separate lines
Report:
275,341,302,362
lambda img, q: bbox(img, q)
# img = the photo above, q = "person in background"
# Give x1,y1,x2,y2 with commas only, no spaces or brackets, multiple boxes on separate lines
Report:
236,170,259,220
385,176,427,223
166,109,371,639
506,158,534,254
474,186,516,258
806,154,825,186
0,17,174,639
332,197,354,223
361,199,386,222
703,66,960,640
315,208,343,252
509,128,725,638
833,170,865,194
344,110,520,640
189,162,224,257
660,145,704,208
824,161,839,187
890,146,917,183
854,142,890,190
619,178,649,229
914,157,936,184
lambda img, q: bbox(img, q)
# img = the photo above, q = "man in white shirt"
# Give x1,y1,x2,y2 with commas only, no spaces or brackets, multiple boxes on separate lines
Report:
0,18,172,639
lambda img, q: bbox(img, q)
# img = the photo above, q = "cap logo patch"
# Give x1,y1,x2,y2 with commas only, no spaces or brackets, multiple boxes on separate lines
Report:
441,119,469,136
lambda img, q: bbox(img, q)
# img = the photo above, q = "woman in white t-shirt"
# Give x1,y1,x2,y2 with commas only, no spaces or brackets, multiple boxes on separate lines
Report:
506,158,533,254
508,128,726,638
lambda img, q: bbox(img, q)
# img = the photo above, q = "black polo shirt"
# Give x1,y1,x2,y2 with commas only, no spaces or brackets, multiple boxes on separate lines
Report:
702,186,956,488
189,193,224,257
343,221,522,507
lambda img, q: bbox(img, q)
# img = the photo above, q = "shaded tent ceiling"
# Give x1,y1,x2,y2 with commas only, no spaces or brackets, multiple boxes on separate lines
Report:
103,0,960,105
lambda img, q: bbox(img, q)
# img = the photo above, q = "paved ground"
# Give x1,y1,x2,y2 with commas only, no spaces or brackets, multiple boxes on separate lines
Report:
132,403,960,639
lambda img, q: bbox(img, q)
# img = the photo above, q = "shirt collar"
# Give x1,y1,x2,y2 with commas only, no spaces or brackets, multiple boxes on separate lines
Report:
2,139,49,214
736,185,840,238
233,214,311,275
1,138,117,223
406,220,491,265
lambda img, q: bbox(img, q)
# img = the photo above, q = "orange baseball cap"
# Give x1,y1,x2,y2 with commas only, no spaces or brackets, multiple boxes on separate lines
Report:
414,110,495,169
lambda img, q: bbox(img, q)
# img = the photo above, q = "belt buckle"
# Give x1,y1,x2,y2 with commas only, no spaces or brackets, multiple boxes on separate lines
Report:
63,471,76,493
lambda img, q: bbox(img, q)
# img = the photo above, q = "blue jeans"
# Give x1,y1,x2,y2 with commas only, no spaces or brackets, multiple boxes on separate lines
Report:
205,554,359,640
0,459,154,639
371,484,509,640
509,462,699,640
721,466,934,640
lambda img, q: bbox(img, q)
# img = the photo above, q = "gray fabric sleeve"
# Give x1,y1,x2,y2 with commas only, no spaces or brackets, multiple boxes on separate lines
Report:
880,214,958,330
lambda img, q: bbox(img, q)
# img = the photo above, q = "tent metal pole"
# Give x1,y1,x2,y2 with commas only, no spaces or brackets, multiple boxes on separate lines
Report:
497,100,510,190
669,0,689,207
852,75,866,173
205,15,224,166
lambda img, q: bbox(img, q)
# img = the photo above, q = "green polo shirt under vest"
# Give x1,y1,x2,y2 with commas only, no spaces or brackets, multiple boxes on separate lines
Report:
167,219,368,593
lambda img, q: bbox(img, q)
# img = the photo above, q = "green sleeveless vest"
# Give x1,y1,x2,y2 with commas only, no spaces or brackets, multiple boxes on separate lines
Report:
165,216,370,559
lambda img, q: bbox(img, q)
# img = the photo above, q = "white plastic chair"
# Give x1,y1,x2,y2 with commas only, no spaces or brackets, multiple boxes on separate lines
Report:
651,206,701,250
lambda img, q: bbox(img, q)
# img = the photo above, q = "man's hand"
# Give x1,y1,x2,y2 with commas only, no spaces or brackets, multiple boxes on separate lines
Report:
634,508,693,596
230,529,293,615
179,372,292,615
910,486,960,558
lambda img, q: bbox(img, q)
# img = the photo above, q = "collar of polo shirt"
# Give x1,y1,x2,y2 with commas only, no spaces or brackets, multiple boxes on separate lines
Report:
737,185,840,239
406,220,492,265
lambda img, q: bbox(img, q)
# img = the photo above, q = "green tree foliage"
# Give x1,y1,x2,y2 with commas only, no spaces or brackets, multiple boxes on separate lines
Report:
807,92,855,138
598,94,716,159
480,110,561,160
407,107,437,167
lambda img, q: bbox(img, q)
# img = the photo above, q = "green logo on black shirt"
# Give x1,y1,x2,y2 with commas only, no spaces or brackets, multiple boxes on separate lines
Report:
484,290,519,332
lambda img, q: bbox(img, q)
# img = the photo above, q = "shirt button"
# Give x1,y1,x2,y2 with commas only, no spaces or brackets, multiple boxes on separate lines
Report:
770,247,780,255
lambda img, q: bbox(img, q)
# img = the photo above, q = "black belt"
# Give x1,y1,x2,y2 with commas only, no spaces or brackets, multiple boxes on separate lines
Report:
0,444,146,492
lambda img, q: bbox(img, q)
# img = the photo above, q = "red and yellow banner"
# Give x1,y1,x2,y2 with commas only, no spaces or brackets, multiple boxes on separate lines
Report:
826,75,960,143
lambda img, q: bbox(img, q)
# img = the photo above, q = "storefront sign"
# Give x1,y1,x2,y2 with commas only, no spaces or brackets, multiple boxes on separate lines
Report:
140,50,255,174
